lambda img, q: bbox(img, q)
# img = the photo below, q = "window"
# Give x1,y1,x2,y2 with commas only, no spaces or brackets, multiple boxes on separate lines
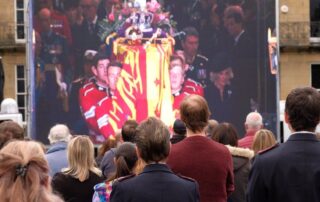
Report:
16,65,27,120
15,0,25,42
311,64,320,90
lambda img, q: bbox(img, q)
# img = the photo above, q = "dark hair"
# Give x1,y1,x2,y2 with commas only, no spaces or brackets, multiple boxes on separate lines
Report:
135,117,170,163
92,52,109,68
224,5,244,24
205,119,219,138
0,121,24,149
285,87,320,131
211,123,239,147
122,120,138,142
96,136,118,159
181,26,199,42
173,119,186,136
180,95,210,133
109,142,138,181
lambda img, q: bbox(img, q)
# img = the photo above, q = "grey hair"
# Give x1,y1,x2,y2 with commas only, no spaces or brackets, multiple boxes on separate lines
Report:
48,124,72,144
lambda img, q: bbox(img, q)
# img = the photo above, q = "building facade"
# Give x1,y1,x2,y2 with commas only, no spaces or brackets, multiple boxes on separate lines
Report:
279,0,320,99
0,0,27,121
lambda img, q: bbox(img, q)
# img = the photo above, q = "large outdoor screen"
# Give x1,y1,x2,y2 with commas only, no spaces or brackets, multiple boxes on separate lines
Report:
30,0,278,144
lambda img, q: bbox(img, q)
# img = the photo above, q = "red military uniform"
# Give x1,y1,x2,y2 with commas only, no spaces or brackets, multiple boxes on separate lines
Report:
79,81,110,133
95,93,131,139
172,91,190,119
183,78,204,96
34,10,73,46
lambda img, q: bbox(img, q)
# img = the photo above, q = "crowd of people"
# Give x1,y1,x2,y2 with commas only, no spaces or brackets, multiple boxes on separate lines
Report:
33,0,276,144
1,86,320,202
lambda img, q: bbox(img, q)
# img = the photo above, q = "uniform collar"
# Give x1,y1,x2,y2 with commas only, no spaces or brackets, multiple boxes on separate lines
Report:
234,30,244,45
172,89,182,97
94,80,111,95
141,163,172,174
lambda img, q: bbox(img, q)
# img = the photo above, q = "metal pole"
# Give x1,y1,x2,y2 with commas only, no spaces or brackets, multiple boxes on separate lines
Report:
26,0,35,139
275,0,281,142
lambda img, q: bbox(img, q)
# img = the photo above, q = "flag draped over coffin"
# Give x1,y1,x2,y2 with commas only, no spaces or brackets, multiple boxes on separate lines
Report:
113,38,175,125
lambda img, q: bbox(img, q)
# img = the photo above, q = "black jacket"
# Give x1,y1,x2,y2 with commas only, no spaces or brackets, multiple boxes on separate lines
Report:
247,133,320,202
110,163,200,202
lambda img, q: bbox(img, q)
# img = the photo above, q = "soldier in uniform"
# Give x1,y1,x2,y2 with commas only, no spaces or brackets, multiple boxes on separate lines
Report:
78,52,110,142
247,87,320,202
180,26,209,87
110,117,200,202
37,8,69,144
95,61,130,140
67,50,97,134
169,54,203,119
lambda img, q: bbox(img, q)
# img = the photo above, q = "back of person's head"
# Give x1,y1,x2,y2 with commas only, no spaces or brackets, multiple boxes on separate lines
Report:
173,119,186,136
97,132,121,159
0,140,62,202
211,123,238,147
63,136,101,181
180,95,210,133
110,142,138,181
121,120,138,142
48,124,72,144
245,111,263,131
205,119,219,138
285,87,320,132
0,121,24,149
135,117,170,163
252,129,277,154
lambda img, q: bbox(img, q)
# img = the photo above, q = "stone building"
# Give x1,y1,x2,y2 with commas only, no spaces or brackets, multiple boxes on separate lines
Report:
279,0,320,99
0,0,28,121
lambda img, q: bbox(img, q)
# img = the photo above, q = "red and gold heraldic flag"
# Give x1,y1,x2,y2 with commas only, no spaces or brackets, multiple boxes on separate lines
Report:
113,38,175,126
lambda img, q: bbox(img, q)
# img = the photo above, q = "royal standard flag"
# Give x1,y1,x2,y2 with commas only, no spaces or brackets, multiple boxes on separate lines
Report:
113,38,175,125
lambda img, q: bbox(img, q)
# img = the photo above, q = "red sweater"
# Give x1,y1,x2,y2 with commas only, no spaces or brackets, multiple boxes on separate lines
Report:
167,136,234,202
238,130,257,149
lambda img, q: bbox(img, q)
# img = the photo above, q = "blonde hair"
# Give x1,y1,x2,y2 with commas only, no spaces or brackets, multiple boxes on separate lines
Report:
133,158,146,175
0,140,62,202
252,129,277,154
63,136,101,181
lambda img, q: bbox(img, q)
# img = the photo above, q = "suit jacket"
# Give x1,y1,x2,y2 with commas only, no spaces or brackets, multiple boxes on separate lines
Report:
110,164,200,202
73,19,101,56
247,132,320,202
229,30,258,135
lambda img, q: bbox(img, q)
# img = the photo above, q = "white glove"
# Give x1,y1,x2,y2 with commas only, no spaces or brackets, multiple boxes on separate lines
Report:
60,82,67,92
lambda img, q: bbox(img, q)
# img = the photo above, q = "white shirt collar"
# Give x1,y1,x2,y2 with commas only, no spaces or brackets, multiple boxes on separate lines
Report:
234,30,245,44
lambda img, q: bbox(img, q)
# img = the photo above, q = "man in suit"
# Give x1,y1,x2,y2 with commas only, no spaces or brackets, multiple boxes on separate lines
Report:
110,117,200,202
247,87,320,202
224,5,258,135
167,95,234,202
74,0,101,62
